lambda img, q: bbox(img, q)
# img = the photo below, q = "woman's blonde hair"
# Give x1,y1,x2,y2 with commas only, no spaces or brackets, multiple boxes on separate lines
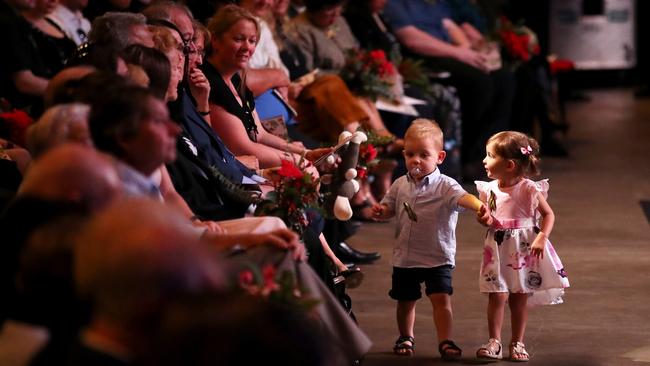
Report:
487,131,541,177
150,25,182,56
404,118,444,150
206,4,260,41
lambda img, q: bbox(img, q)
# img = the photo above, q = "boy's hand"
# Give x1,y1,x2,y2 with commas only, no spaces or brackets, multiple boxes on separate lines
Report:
371,204,386,219
476,204,493,226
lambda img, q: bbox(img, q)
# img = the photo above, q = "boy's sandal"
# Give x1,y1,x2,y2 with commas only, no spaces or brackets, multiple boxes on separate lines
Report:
476,338,503,360
393,335,415,356
509,341,530,362
438,339,462,361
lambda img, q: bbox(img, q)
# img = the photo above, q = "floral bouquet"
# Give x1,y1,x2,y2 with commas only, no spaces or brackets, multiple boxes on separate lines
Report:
238,263,319,311
340,49,399,102
496,16,540,65
356,142,378,180
0,108,33,147
254,158,321,236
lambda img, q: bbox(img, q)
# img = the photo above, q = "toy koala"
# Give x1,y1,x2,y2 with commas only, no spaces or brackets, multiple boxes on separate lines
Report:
322,130,368,221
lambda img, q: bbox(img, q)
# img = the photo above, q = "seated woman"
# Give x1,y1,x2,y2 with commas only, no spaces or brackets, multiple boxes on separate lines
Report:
0,0,76,116
202,6,331,169
236,0,369,145
201,5,356,273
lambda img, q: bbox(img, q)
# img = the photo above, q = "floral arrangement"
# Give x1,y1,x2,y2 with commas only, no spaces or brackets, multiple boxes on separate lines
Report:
238,263,319,311
0,108,33,147
397,57,430,92
254,158,321,236
496,16,540,64
340,49,398,101
356,143,378,180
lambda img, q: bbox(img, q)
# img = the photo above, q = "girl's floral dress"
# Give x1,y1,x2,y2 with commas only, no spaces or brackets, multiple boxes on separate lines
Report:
475,179,570,306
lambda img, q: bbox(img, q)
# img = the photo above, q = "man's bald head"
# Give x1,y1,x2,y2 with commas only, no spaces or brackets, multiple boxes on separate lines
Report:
74,199,224,324
18,144,121,211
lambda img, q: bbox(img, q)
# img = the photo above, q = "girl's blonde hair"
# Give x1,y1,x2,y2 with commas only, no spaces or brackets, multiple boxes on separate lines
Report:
404,118,444,150
487,131,541,177
206,4,260,41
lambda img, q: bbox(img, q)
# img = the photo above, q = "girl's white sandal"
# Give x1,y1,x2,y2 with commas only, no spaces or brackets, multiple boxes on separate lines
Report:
476,338,503,359
509,341,530,362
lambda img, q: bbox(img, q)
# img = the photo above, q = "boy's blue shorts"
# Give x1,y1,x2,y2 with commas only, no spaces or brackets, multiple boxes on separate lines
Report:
389,265,454,301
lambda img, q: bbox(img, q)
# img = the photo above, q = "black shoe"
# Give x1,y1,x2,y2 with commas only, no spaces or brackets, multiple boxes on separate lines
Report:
334,242,380,264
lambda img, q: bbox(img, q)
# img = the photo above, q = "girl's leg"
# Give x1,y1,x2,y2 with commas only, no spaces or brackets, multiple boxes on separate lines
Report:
318,233,348,273
487,292,509,340
508,293,529,343
396,300,417,339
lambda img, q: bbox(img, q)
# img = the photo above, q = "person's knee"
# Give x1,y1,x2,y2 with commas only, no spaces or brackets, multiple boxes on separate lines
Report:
428,293,452,308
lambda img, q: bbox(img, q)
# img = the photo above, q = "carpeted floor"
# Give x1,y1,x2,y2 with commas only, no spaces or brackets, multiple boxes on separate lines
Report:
347,89,650,366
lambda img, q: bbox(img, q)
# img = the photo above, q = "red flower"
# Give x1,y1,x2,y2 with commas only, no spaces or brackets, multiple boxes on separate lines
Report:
239,270,255,286
278,159,304,179
360,144,378,162
357,167,367,179
369,49,387,61
0,109,33,147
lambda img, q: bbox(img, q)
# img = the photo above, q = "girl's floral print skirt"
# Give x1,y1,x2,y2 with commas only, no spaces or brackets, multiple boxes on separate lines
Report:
479,227,570,306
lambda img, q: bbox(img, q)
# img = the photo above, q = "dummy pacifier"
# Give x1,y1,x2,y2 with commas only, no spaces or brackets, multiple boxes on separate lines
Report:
409,167,422,178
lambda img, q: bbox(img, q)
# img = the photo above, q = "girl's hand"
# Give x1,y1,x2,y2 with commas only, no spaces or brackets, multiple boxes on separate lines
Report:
332,257,349,274
531,233,546,259
188,68,211,109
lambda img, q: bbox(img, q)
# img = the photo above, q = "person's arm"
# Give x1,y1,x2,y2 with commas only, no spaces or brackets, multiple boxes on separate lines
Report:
531,193,555,259
202,228,306,261
393,26,489,72
371,203,394,220
188,67,211,123
208,103,292,168
460,22,485,48
158,165,226,233
244,68,290,97
12,70,48,96
442,18,471,48
458,193,492,226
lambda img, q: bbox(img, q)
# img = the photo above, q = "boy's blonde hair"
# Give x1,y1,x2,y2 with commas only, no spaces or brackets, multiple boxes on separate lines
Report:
487,131,541,177
404,119,444,150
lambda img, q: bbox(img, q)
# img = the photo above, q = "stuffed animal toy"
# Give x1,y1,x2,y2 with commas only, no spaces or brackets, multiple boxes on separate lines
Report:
322,130,368,221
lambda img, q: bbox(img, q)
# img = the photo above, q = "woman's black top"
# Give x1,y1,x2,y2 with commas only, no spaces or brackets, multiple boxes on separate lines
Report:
201,61,259,142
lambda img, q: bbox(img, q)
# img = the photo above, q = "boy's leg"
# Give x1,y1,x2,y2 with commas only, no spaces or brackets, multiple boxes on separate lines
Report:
396,300,417,339
428,293,453,342
508,293,528,343
487,292,509,340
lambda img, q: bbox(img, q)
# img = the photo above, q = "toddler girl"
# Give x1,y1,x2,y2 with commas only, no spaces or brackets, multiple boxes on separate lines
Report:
475,131,569,362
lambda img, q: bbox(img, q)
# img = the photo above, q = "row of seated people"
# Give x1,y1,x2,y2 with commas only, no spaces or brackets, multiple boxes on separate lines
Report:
0,1,382,365
1,0,567,220
0,2,569,363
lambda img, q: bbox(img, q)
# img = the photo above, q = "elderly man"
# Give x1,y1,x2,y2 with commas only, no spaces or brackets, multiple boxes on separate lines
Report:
0,144,122,365
69,199,225,365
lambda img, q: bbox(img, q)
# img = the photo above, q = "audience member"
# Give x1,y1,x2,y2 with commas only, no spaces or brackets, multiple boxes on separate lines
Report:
88,11,154,52
138,292,331,366
25,103,92,158
70,198,225,365
0,0,76,115
46,0,91,46
382,0,516,179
